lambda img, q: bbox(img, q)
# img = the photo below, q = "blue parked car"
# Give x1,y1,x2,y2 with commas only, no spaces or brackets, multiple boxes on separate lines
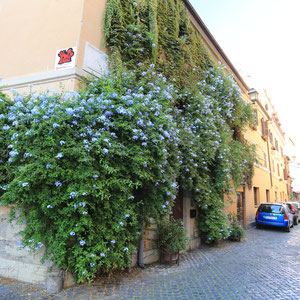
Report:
255,203,294,232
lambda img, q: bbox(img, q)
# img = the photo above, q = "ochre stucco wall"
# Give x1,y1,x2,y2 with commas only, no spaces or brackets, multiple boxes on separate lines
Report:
0,0,84,80
76,0,107,68
242,100,288,226
0,0,107,94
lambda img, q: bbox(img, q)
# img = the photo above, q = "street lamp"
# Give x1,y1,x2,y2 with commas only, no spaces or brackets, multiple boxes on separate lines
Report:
248,88,259,104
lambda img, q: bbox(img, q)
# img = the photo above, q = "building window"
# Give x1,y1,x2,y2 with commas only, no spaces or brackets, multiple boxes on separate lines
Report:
275,139,279,151
254,187,259,206
280,146,283,157
263,152,267,168
266,190,270,202
260,118,264,133
272,160,275,172
253,110,258,126
261,119,268,140
277,164,280,177
269,131,273,145
275,191,278,202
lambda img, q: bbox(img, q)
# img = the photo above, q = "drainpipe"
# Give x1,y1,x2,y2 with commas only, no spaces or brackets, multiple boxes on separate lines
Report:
242,186,246,228
138,222,145,268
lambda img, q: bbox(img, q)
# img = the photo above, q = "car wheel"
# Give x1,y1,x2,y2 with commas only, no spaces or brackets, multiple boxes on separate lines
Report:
294,217,298,226
285,223,291,232
256,224,261,229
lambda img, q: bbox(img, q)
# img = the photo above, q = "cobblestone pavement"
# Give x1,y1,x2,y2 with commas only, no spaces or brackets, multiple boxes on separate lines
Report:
1,224,300,300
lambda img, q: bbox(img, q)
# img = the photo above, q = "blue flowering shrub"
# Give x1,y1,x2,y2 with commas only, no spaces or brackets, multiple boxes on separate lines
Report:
172,66,255,243
0,91,14,189
0,61,256,282
104,0,256,245
0,71,180,282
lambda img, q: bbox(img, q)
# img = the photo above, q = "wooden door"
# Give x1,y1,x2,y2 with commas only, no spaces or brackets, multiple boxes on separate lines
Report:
172,189,183,220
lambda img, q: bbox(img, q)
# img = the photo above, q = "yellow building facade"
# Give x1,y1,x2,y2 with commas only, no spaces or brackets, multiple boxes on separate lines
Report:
223,88,290,226
241,90,290,225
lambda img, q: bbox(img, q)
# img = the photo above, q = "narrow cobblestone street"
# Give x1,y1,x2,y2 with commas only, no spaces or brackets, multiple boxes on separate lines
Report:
1,224,300,300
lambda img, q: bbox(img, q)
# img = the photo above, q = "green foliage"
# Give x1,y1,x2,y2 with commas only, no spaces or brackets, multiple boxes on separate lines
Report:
156,217,189,254
0,90,14,189
227,213,245,242
104,0,256,246
0,73,180,283
173,68,255,243
230,141,256,189
104,0,212,88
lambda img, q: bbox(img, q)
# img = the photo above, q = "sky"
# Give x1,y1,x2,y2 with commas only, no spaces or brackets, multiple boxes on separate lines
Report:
189,0,300,190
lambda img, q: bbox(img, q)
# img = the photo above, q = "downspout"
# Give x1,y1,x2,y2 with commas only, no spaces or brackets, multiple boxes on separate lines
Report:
242,186,246,228
138,222,145,268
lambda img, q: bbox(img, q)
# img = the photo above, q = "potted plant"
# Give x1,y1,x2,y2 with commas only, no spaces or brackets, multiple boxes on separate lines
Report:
156,217,190,264
227,213,245,242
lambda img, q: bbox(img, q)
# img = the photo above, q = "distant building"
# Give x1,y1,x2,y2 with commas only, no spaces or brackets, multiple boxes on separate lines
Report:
286,138,300,199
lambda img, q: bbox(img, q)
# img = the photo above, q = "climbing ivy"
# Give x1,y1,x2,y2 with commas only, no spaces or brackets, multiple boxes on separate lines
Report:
104,0,256,243
104,0,212,86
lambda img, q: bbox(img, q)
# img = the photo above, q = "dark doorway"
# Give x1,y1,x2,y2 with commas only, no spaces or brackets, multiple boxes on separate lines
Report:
172,189,183,220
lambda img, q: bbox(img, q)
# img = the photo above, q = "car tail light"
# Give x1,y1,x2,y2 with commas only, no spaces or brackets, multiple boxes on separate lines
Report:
256,211,259,217
284,213,289,220
290,205,295,214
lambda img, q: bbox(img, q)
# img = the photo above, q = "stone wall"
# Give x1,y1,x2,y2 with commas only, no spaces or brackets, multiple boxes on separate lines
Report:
0,201,200,291
0,206,65,292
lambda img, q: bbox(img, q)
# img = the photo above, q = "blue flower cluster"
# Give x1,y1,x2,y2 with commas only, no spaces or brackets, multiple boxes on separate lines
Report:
0,62,254,282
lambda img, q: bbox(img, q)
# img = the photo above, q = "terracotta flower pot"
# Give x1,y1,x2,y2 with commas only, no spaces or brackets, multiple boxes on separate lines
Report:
160,247,179,264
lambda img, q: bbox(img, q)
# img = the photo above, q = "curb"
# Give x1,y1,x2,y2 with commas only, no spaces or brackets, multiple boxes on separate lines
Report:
247,221,256,229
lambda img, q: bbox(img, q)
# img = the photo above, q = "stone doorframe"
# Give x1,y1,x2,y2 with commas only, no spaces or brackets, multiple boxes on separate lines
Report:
172,190,200,250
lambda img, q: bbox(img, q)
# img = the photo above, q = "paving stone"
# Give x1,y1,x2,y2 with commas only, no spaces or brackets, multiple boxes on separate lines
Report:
1,225,300,299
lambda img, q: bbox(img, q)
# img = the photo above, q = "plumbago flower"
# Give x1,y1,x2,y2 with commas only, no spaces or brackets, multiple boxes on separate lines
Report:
0,63,255,282
0,70,181,283
174,66,255,243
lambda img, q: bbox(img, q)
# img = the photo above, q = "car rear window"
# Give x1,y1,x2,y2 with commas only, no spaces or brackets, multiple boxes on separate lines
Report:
258,205,284,214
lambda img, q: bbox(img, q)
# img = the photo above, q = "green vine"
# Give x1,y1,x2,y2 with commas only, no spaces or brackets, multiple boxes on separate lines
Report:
104,0,256,244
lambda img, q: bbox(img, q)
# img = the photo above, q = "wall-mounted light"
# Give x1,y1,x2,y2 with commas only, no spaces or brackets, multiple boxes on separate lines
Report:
248,88,258,104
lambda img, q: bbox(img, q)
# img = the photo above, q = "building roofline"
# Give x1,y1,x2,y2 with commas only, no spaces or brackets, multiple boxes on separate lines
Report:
288,137,295,146
182,0,250,91
263,89,286,138
256,99,271,121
